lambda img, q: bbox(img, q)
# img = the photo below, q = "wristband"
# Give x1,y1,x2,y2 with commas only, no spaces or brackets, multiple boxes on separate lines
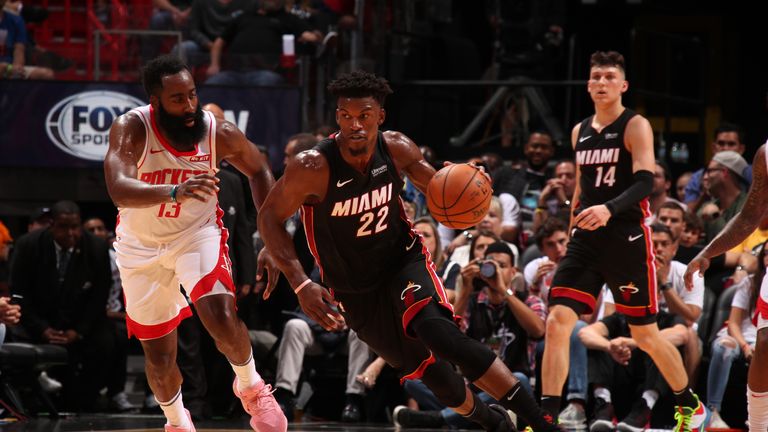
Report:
170,185,179,203
294,278,312,294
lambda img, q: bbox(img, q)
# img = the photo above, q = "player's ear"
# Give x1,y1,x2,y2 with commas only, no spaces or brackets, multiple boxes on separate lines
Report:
378,108,386,125
621,79,629,93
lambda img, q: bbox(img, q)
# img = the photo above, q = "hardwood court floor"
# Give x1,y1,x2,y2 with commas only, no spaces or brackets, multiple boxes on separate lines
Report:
0,414,435,432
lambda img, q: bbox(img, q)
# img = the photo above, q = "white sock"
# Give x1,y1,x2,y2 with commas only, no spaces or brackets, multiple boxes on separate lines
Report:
747,386,768,431
157,388,190,428
594,387,612,403
230,351,262,392
642,390,659,409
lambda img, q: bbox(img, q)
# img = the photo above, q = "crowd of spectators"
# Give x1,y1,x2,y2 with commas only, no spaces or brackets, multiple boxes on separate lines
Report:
0,120,762,430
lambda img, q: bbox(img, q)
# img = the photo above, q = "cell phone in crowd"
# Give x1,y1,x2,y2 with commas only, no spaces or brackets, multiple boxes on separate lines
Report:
9,294,23,305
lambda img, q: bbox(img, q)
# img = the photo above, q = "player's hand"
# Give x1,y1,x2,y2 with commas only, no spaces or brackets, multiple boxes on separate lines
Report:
257,248,281,300
684,254,710,291
297,283,345,331
443,161,492,184
574,204,611,230
0,297,20,325
176,174,220,203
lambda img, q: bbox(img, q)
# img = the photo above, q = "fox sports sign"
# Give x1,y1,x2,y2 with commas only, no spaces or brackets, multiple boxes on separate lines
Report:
46,90,144,161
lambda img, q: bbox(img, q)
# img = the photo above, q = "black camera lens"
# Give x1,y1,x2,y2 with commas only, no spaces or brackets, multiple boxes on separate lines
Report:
480,261,496,279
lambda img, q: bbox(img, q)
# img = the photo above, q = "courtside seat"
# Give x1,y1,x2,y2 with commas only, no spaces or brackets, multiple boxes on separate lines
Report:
0,343,68,418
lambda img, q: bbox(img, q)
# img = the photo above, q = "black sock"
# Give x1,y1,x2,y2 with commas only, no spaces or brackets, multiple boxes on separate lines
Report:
541,395,562,418
463,392,504,430
498,382,558,430
674,387,697,409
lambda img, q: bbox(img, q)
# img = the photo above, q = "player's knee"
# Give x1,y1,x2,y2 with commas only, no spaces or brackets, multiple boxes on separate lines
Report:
145,349,176,372
546,307,576,338
414,318,495,380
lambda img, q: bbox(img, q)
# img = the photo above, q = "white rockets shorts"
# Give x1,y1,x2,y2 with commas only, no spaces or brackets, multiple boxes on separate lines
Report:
115,224,235,340
756,276,768,332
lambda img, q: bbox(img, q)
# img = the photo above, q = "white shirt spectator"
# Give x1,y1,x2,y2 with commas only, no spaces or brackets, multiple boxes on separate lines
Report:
658,260,705,312
715,278,757,344
499,193,521,231
524,256,555,304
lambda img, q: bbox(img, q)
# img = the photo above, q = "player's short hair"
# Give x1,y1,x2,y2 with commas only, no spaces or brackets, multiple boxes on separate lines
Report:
288,133,319,154
650,222,673,238
590,51,625,73
535,217,567,249
328,70,393,106
51,200,81,219
142,55,190,98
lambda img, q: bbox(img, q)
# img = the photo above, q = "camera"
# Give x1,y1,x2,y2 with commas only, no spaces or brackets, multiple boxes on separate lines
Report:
479,260,497,279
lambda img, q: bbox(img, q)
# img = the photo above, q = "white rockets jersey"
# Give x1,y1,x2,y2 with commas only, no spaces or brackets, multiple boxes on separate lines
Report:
116,105,220,246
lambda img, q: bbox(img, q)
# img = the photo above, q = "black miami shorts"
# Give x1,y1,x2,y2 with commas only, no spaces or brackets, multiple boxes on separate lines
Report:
549,220,658,325
333,255,457,383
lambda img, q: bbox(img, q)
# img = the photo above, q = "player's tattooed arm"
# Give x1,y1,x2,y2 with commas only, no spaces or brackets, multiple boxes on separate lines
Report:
384,130,436,194
700,145,768,258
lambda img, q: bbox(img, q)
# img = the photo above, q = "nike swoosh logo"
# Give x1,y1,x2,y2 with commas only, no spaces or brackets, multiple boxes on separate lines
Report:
506,386,520,401
628,234,643,242
405,236,418,251
149,148,164,154
579,135,591,143
336,178,353,187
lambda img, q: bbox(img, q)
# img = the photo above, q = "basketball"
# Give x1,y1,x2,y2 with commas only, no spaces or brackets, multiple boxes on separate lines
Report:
426,163,493,229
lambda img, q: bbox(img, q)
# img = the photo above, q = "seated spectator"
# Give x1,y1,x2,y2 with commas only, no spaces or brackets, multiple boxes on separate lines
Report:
706,241,765,429
684,123,751,211
272,310,370,423
82,217,136,413
0,220,11,292
532,160,576,236
675,171,693,203
698,150,749,242
394,242,543,429
173,0,250,67
0,4,54,79
448,197,520,268
579,310,689,432
451,230,501,298
9,201,113,411
649,160,686,217
28,206,52,232
680,211,703,249
142,0,193,61
206,0,322,86
0,295,21,346
652,223,704,384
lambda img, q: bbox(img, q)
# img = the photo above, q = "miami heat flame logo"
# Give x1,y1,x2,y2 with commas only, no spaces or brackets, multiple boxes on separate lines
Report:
400,281,422,307
619,282,639,303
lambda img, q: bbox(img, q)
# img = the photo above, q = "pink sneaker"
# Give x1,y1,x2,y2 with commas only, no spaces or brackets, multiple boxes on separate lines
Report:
233,379,288,432
164,409,196,432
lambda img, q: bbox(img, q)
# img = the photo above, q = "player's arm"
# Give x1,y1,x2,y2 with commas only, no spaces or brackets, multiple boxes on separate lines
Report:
685,145,768,286
383,130,436,194
604,115,655,214
257,152,344,330
568,123,582,232
104,112,178,208
216,120,275,209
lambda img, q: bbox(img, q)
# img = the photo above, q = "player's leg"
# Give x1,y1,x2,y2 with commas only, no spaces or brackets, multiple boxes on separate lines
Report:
180,229,285,432
747,294,768,431
395,258,555,431
542,235,604,418
141,331,194,430
116,240,194,430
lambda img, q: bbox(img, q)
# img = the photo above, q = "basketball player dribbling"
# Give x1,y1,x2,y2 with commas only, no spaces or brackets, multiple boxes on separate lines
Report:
685,142,768,429
258,70,558,431
539,51,709,432
104,56,286,432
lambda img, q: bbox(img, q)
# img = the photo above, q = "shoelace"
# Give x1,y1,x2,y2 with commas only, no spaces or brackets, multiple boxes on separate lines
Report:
674,407,692,432
242,383,278,413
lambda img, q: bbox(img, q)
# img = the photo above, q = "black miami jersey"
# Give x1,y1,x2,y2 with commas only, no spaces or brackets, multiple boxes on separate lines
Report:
301,132,419,294
575,109,648,222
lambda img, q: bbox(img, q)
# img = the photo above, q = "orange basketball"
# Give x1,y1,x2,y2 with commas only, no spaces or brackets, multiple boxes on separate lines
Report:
426,163,493,229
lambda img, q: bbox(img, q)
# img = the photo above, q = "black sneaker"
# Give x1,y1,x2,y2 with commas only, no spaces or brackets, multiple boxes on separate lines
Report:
272,387,295,422
341,394,363,423
393,405,445,428
589,398,616,432
489,404,518,432
616,399,651,432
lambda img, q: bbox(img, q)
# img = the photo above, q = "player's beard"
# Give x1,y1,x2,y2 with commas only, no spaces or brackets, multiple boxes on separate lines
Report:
156,101,207,147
